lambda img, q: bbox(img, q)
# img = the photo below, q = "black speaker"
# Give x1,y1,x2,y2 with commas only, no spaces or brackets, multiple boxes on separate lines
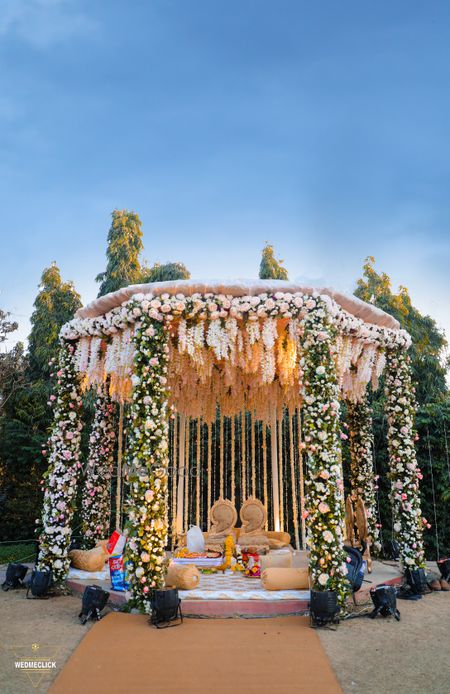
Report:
79,585,110,624
309,590,339,627
2,563,28,591
150,587,182,628
369,585,400,620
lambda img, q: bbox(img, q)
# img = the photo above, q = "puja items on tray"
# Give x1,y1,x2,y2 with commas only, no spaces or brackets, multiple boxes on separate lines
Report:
242,549,261,578
173,547,223,569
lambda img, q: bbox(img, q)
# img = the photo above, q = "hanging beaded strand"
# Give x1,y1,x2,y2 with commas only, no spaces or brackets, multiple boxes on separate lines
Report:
297,409,307,549
207,421,212,528
241,411,247,502
263,422,268,530
196,418,201,526
278,416,284,531
289,412,300,549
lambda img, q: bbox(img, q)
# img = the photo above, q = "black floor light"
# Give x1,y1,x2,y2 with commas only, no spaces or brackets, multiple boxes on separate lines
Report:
309,590,339,627
26,568,53,598
404,567,429,595
150,587,183,629
79,585,110,624
437,558,450,580
369,585,400,621
1,563,28,591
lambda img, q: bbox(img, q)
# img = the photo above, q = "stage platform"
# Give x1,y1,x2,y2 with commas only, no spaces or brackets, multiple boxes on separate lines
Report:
67,560,405,618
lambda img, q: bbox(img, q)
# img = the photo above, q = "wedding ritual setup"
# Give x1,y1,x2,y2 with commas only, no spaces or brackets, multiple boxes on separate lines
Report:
35,279,426,620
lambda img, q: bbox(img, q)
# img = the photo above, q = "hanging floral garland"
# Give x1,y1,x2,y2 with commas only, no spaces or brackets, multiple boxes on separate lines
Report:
347,396,382,555
385,348,425,568
301,297,349,604
37,342,83,585
124,315,170,612
81,385,117,548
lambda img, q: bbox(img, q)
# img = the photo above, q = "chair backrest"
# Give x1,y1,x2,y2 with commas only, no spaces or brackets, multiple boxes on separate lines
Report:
209,498,237,534
240,497,267,534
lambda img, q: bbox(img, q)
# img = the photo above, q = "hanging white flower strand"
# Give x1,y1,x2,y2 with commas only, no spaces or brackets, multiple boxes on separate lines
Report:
81,385,117,548
301,296,349,605
37,342,83,584
385,348,425,568
347,396,382,554
124,315,170,613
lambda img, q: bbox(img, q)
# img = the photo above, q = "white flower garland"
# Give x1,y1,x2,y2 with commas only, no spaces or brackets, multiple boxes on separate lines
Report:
301,297,349,604
347,397,382,554
385,349,425,568
81,386,117,547
123,316,170,612
60,290,411,353
37,343,83,584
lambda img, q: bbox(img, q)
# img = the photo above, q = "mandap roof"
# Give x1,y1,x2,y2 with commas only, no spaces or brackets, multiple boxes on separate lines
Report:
65,278,409,419
75,278,400,330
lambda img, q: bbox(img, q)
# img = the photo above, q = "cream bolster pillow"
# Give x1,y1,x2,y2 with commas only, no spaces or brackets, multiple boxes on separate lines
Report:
260,553,292,571
165,563,200,590
261,567,309,591
69,546,107,572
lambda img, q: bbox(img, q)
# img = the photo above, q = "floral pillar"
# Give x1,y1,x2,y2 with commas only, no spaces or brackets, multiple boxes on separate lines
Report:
385,348,425,569
37,342,83,584
347,397,381,554
301,296,349,604
124,314,170,612
81,385,117,548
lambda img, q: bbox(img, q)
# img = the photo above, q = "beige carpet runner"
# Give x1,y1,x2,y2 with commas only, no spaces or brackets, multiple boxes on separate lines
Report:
50,612,342,693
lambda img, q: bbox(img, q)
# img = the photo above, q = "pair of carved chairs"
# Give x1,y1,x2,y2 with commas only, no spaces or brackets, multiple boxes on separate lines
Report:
205,497,291,551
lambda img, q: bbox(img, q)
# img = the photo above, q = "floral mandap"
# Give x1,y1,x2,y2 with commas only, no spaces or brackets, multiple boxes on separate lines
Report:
37,279,425,611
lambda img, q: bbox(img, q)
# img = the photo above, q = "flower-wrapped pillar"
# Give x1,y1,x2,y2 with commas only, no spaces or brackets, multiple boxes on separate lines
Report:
37,342,84,584
347,397,381,554
124,314,170,612
301,296,349,604
81,385,117,548
385,348,425,569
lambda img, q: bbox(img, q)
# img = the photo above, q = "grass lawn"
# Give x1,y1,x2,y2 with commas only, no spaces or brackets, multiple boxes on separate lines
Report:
0,542,37,565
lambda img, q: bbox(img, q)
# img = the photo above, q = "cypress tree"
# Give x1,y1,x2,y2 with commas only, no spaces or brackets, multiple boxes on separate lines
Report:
96,209,144,296
259,243,289,280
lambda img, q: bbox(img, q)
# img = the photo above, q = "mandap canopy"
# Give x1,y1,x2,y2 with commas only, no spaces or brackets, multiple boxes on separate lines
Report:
37,280,425,610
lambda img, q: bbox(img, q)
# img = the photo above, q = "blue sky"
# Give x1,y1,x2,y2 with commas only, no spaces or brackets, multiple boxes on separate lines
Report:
1,1,449,348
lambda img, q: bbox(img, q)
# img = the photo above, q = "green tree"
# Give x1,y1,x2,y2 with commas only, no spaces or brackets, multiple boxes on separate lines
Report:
142,261,190,283
259,243,289,280
355,256,448,404
354,257,449,557
27,263,82,381
96,209,144,297
0,264,82,541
